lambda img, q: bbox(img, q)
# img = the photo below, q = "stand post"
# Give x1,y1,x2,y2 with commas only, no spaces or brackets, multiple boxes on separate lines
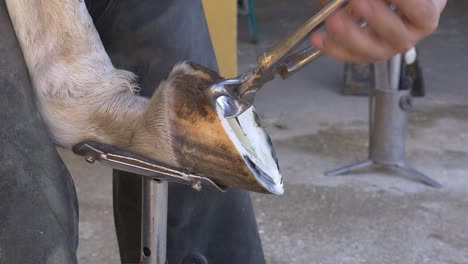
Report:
326,56,441,188
140,179,168,264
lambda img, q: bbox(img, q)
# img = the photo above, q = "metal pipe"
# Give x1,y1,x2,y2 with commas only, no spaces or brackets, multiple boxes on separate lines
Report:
141,179,168,264
373,60,391,91
389,54,402,90
369,89,408,165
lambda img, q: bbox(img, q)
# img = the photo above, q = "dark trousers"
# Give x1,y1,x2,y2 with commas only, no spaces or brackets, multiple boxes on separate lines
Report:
0,0,264,263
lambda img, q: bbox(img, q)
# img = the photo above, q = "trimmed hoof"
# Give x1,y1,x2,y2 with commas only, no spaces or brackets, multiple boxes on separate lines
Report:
140,62,283,194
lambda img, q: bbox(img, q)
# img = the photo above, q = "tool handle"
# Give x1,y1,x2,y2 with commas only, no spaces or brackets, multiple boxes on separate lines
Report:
256,0,347,72
278,47,323,79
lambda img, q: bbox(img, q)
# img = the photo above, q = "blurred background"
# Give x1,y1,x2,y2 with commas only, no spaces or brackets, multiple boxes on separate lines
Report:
59,0,468,263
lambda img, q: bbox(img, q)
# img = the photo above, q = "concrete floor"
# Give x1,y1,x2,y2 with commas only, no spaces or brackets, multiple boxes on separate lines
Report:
60,0,468,263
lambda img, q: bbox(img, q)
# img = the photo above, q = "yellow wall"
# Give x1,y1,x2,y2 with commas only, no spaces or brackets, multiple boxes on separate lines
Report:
202,0,237,77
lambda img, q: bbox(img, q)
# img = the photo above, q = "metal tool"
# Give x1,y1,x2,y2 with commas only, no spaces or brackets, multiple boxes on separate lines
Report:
73,141,229,192
207,0,348,118
73,141,229,264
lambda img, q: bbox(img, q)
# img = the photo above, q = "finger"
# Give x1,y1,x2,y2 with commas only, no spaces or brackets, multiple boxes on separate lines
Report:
433,0,448,13
310,30,326,50
311,31,370,62
385,0,441,34
350,0,416,52
323,11,397,62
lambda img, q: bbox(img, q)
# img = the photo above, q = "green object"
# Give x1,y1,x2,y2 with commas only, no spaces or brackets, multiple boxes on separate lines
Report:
239,0,259,44
247,0,258,43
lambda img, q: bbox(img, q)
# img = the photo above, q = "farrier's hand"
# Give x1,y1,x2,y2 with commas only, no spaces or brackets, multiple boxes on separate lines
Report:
310,0,447,62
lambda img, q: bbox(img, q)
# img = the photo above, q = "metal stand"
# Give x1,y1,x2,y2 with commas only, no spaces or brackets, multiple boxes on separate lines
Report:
73,141,228,264
140,179,168,264
326,57,441,188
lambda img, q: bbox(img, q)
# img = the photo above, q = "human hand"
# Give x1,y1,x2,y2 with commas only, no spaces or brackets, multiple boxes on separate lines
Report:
310,0,447,62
